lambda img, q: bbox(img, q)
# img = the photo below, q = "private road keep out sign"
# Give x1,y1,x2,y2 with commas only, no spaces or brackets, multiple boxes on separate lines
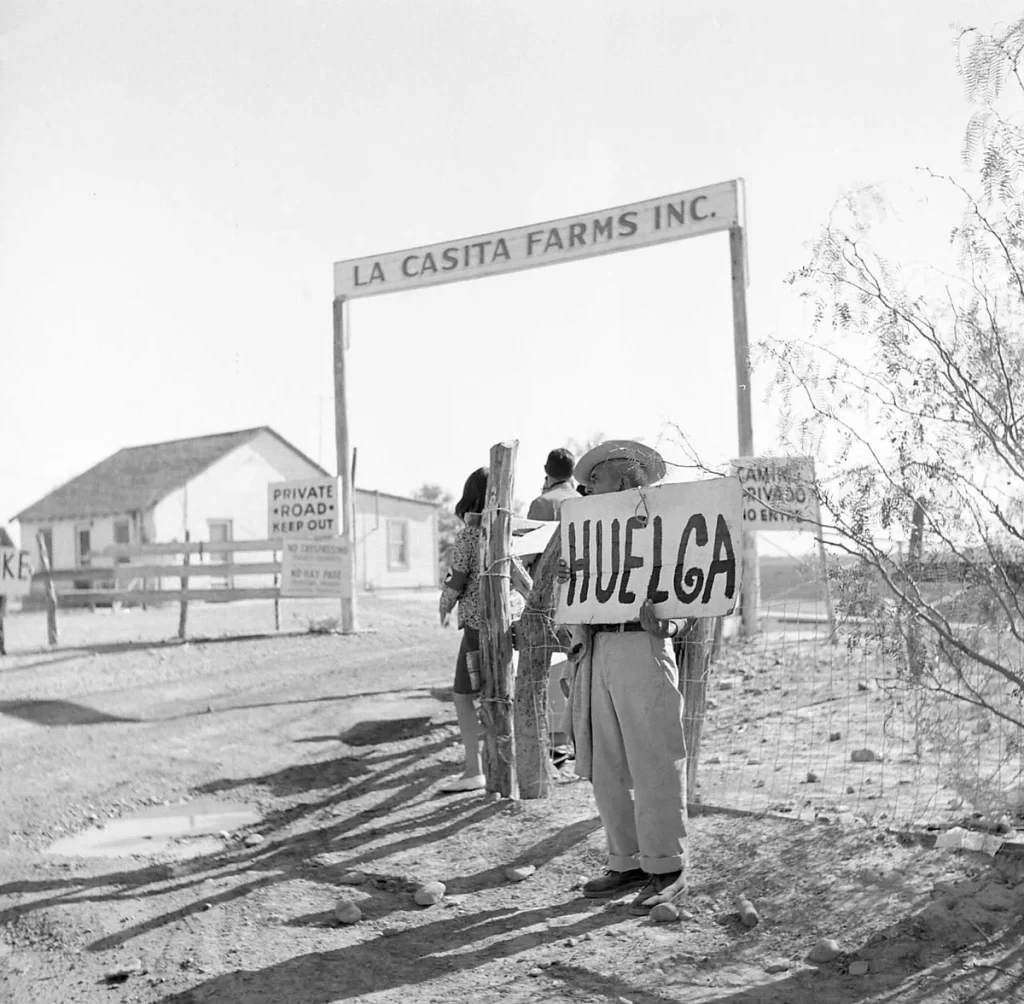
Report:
730,457,821,531
267,477,339,539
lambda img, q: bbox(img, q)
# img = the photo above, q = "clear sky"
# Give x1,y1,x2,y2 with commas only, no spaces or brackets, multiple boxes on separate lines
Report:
1,0,1016,555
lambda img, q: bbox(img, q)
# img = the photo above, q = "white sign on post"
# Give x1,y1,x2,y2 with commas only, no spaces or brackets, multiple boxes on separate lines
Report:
731,457,821,531
0,547,33,597
334,181,740,299
556,479,743,625
512,521,559,558
268,477,339,539
280,539,352,599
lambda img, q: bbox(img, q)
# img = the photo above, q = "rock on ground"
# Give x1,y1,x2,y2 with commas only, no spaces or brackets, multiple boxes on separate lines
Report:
414,881,446,906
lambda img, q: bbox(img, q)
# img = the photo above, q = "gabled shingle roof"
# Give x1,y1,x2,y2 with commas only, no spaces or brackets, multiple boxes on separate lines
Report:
13,427,279,523
12,425,438,523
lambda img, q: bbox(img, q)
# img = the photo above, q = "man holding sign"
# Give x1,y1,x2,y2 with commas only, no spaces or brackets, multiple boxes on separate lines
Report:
556,441,740,914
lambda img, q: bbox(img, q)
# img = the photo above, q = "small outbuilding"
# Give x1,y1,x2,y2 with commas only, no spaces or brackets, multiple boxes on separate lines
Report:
12,426,438,600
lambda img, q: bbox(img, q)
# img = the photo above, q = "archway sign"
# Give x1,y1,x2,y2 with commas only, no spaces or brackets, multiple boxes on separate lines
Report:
331,180,759,635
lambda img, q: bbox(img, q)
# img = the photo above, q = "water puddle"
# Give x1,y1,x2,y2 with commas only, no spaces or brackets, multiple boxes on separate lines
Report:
46,797,260,859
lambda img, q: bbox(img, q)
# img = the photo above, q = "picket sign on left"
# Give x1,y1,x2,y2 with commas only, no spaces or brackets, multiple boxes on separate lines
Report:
0,547,33,598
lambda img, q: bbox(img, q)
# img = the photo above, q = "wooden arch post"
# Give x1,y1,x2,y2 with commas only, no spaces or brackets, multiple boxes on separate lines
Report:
333,297,358,634
729,213,761,638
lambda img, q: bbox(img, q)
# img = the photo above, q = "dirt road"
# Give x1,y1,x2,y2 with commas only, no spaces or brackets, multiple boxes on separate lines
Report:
1,595,1022,1003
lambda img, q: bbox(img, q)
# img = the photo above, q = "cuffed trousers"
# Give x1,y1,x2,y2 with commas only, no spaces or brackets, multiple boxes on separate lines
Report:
590,631,688,875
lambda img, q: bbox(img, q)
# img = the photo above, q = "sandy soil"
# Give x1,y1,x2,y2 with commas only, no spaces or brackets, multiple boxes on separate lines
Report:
1,595,1022,1003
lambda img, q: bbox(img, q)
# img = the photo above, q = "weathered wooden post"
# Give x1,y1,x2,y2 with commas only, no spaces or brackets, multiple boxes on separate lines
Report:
273,548,281,631
36,530,58,647
515,534,564,798
676,617,718,805
906,497,926,757
710,614,724,663
730,220,760,638
0,527,8,654
177,531,190,640
905,498,925,678
479,441,518,799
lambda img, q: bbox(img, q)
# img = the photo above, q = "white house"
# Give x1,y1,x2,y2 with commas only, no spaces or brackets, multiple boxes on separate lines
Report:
12,426,438,600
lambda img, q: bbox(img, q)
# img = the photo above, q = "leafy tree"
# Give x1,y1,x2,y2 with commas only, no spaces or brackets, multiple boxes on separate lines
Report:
761,19,1024,807
566,433,606,461
413,484,459,583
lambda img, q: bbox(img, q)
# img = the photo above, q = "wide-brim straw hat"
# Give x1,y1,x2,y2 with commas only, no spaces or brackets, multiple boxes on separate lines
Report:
573,440,667,487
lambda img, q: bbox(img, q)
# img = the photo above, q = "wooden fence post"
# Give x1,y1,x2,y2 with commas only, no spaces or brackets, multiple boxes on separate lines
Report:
515,534,562,799
906,497,926,757
177,531,190,640
36,531,58,647
479,441,518,799
273,549,281,631
710,615,724,664
677,617,717,806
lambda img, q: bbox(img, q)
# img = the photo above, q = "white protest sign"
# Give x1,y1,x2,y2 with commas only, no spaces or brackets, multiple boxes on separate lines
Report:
334,181,740,299
512,521,559,558
268,477,339,539
556,479,743,625
0,547,33,597
280,539,352,599
731,457,821,531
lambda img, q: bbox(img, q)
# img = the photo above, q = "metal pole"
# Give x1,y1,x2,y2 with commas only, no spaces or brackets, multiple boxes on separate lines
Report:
729,222,761,637
333,297,358,634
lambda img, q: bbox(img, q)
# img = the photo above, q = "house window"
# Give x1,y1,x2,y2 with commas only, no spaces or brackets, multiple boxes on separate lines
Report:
207,520,233,589
77,527,92,567
387,520,409,569
113,519,131,565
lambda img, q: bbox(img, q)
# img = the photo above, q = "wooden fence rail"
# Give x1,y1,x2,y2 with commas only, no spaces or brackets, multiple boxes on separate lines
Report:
27,538,288,643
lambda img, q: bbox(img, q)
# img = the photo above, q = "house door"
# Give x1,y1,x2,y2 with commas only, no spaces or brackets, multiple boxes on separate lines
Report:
76,527,92,567
74,526,92,590
207,520,233,590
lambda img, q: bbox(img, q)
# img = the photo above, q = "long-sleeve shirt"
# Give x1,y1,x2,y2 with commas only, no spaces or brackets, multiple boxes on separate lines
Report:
439,515,525,630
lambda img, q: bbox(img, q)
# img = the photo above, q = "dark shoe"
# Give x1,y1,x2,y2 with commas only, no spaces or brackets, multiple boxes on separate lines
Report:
581,868,647,899
629,870,685,915
549,745,573,769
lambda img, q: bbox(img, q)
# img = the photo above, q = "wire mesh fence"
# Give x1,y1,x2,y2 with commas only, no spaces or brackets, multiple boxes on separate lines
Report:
693,554,1024,833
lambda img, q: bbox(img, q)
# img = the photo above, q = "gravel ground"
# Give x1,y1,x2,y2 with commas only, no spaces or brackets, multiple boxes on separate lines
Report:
1,594,1022,1003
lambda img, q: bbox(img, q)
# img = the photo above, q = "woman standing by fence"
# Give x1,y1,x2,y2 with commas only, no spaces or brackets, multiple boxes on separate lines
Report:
438,467,526,792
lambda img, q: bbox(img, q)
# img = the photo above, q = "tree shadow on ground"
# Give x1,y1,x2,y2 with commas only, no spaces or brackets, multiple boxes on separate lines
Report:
0,723,484,953
0,694,442,728
144,879,1019,1004
0,700,141,726
5,632,311,664
152,897,624,1004
0,651,82,674
341,716,434,746
197,728,457,799
440,815,603,895
158,686,441,722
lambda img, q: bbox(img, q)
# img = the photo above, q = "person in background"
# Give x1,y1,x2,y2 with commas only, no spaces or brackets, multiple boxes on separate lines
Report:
556,440,690,915
438,467,526,792
518,447,577,764
527,448,578,524
517,531,574,769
